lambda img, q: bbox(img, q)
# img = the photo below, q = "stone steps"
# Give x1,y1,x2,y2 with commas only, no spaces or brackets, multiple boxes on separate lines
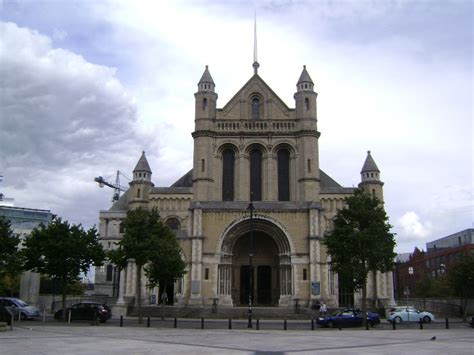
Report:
129,306,317,319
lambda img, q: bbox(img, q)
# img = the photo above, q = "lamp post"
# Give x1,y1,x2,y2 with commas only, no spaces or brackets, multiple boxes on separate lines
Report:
407,266,414,320
247,196,255,329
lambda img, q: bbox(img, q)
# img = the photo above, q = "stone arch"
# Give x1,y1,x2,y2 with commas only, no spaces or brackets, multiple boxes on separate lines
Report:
217,142,240,156
272,142,297,158
216,215,295,305
217,215,294,256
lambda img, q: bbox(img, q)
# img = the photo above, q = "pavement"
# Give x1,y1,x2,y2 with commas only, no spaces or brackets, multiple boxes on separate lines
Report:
1,320,473,355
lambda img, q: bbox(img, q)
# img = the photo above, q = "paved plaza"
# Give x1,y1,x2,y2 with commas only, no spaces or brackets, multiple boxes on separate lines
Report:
1,321,473,355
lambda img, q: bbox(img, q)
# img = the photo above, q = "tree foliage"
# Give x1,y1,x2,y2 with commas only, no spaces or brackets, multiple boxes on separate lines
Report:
0,217,24,296
22,217,105,318
145,227,186,292
324,189,396,321
447,255,474,320
109,207,185,324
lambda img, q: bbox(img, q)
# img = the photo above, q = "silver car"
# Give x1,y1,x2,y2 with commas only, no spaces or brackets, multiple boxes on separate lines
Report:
388,307,435,324
0,297,41,320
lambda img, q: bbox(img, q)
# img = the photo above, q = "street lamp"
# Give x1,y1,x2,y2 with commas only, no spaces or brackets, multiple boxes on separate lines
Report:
407,266,414,309
247,195,255,329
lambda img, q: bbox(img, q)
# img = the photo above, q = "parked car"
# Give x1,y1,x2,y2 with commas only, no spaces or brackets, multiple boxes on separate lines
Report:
387,307,435,324
0,297,40,320
54,301,112,323
316,309,380,328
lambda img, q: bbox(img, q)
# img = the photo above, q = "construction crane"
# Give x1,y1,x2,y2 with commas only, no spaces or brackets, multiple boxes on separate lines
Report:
94,170,129,202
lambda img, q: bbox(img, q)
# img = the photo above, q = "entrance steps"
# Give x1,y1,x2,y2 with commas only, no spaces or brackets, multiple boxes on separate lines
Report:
129,306,317,320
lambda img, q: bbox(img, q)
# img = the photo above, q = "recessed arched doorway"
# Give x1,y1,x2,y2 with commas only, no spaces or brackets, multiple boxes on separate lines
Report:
217,216,293,306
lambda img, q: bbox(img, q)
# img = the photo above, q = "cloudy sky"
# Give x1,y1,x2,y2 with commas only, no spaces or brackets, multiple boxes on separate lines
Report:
1,0,472,253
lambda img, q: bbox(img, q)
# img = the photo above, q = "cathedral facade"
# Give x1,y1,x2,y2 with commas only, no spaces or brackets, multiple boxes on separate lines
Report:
95,62,395,309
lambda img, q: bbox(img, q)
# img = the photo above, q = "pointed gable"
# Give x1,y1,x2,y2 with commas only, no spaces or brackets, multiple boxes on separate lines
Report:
217,74,294,120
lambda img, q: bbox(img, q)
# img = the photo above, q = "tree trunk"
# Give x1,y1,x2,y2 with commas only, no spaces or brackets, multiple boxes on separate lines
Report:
461,298,468,321
361,278,367,327
61,281,67,322
161,280,167,320
136,264,143,324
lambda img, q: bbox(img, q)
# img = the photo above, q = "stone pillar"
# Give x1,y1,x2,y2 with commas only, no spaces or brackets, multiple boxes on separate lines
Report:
189,207,203,305
309,206,322,303
116,268,126,305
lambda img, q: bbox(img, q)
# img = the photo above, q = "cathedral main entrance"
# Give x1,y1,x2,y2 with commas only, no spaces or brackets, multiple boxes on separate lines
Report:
234,232,278,306
217,216,293,307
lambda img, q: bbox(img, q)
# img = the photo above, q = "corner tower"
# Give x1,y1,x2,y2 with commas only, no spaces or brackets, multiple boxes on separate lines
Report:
294,65,320,201
358,150,384,201
128,151,154,209
193,66,218,201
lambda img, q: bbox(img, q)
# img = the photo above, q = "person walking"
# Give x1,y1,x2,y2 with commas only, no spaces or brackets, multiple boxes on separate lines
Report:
319,301,327,316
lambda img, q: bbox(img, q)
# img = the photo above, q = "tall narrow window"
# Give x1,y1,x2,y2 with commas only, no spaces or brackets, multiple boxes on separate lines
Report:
106,264,113,282
250,149,262,201
201,159,205,172
136,188,141,198
202,98,207,110
252,98,260,119
307,159,311,172
305,98,310,110
222,149,235,201
278,149,290,201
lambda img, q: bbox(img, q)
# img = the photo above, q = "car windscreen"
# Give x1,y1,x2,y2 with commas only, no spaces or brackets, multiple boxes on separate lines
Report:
16,299,29,307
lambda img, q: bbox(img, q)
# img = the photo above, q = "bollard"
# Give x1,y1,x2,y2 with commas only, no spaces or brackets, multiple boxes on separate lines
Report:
445,317,449,329
120,315,123,327
201,318,204,329
147,317,151,328
228,318,232,330
174,317,177,328
419,318,423,329
43,309,46,323
392,320,396,330
256,319,259,330
311,319,315,331
366,320,369,330
284,319,287,330
68,310,72,324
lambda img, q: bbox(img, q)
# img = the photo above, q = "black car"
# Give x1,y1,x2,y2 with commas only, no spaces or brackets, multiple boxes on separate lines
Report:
316,309,381,328
54,302,111,323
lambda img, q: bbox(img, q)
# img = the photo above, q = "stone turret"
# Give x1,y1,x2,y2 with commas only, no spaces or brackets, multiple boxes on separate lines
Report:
128,151,154,209
358,150,384,201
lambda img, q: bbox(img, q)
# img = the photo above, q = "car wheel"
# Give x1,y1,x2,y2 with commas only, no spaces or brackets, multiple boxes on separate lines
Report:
394,316,402,324
423,316,431,323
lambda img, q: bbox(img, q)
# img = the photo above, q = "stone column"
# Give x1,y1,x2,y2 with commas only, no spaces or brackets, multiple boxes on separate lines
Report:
116,268,126,305
309,206,321,301
189,207,203,305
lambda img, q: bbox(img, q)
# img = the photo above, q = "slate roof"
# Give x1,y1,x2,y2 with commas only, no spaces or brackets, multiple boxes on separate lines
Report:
133,151,152,173
360,151,380,173
297,65,314,85
198,65,215,85
109,189,130,211
170,169,193,187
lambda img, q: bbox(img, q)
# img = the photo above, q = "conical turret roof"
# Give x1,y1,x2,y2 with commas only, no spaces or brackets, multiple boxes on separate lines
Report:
133,151,152,173
198,65,215,84
297,65,314,84
361,151,380,173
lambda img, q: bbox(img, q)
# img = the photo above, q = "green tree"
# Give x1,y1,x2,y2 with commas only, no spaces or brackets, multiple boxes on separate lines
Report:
108,208,168,324
0,217,24,296
145,224,186,311
22,217,105,319
324,189,396,325
447,255,474,320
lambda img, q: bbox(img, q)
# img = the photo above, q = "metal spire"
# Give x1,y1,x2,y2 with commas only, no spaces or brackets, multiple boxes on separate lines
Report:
253,12,260,75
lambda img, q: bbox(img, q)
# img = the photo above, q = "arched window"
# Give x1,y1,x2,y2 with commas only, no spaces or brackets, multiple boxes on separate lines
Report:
250,149,262,201
166,218,181,230
202,98,207,110
222,149,235,201
305,98,310,110
252,98,260,119
278,149,290,201
136,188,141,198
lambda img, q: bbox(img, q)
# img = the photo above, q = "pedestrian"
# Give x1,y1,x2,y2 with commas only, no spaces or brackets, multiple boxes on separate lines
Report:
319,301,327,316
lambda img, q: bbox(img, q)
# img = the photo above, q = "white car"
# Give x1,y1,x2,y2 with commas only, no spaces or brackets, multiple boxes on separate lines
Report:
387,307,435,324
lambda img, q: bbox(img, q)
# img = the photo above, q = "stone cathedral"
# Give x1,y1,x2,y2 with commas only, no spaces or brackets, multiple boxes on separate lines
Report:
95,60,395,310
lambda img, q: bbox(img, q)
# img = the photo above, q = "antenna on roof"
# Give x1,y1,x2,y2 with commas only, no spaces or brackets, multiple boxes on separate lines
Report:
252,11,260,75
